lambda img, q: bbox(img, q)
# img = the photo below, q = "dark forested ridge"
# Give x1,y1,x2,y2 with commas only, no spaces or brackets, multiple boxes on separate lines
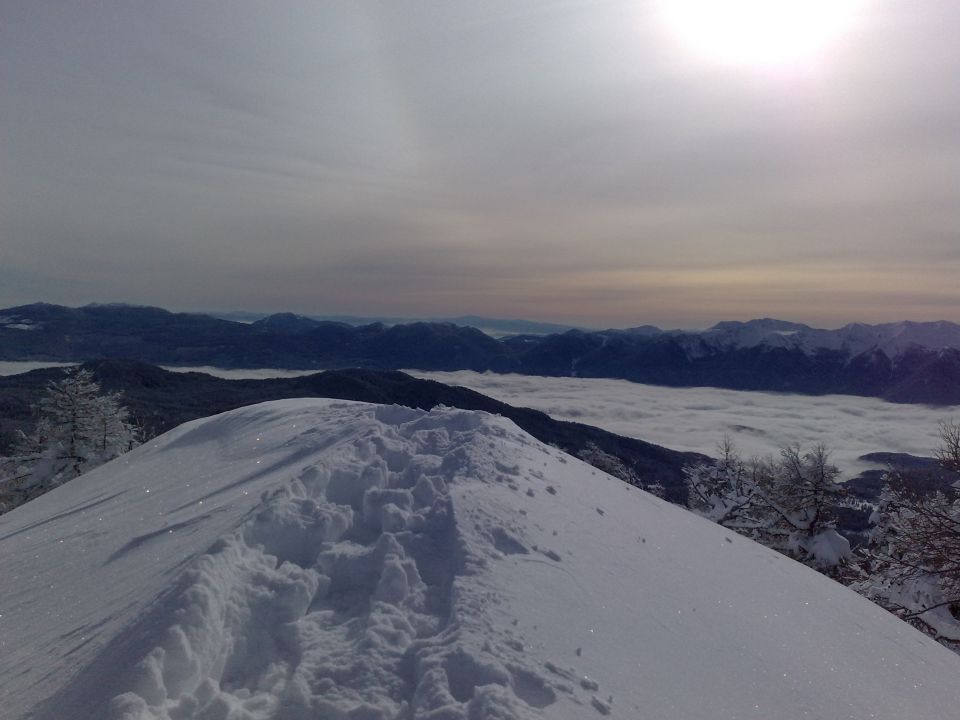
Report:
0,360,705,502
0,303,512,371
2,303,959,404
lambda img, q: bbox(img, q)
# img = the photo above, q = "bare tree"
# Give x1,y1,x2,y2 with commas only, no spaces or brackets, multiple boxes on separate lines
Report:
685,436,765,530
935,419,960,472
685,440,850,568
858,420,960,645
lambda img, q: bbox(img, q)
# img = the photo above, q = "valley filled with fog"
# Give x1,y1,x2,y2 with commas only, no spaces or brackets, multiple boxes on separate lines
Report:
409,370,958,477
4,361,954,476
6,360,947,478
0,361,76,376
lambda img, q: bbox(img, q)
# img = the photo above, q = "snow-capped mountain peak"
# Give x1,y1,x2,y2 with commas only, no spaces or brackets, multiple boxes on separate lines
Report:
700,319,812,350
695,318,960,358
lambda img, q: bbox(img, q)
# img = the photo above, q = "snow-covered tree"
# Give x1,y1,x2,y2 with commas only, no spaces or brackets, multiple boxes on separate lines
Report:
578,441,639,484
577,441,666,497
685,436,765,529
856,421,960,646
0,369,139,513
762,444,850,568
685,440,850,568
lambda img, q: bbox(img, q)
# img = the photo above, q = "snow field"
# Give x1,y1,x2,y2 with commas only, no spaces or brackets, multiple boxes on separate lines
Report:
104,405,569,719
1,399,959,719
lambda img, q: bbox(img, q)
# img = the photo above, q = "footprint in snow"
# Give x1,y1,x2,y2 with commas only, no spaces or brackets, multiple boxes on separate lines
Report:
536,547,561,562
591,695,611,715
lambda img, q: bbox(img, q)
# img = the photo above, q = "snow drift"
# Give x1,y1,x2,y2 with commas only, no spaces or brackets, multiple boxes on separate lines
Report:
1,399,958,719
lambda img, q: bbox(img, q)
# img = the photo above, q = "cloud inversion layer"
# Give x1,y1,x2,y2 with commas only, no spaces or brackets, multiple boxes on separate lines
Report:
411,370,959,476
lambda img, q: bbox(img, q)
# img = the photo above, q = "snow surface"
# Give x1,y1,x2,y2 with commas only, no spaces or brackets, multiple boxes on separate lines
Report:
0,316,41,331
2,399,959,720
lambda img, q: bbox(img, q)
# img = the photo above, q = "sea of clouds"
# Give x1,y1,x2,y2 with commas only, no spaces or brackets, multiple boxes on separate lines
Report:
0,361,76,375
3,362,955,478
409,370,959,478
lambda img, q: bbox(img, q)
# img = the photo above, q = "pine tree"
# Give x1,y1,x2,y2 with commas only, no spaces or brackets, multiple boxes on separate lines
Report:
0,369,139,513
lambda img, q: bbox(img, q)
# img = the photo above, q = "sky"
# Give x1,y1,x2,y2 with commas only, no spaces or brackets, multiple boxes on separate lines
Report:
1,1,958,329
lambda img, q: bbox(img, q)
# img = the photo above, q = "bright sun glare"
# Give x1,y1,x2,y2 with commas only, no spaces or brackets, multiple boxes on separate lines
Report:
658,0,868,69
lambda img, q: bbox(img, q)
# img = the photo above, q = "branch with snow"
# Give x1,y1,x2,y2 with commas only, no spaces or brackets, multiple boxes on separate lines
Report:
685,439,850,569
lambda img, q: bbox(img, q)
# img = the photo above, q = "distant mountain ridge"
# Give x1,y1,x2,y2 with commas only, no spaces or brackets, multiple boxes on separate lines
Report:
207,309,583,337
0,302,514,372
691,317,960,357
1,303,959,404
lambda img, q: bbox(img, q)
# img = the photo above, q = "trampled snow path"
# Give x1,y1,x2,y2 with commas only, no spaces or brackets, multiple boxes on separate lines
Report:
1,399,959,719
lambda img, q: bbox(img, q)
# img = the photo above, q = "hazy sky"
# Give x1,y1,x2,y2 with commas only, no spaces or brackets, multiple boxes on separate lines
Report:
1,1,957,328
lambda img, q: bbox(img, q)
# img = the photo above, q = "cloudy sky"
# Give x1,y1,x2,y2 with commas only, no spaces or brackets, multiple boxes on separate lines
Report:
1,1,957,328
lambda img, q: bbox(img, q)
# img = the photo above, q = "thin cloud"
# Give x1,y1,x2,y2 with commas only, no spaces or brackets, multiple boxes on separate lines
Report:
0,1,957,326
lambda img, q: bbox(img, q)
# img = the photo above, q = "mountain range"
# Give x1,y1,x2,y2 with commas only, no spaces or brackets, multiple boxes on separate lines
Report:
208,310,583,337
1,303,958,404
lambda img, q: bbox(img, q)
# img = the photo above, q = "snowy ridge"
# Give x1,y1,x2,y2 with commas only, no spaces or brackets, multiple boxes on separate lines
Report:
696,318,960,357
106,404,561,720
2,399,960,719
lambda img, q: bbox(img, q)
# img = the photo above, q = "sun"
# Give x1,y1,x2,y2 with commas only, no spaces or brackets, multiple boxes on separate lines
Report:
657,0,868,69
